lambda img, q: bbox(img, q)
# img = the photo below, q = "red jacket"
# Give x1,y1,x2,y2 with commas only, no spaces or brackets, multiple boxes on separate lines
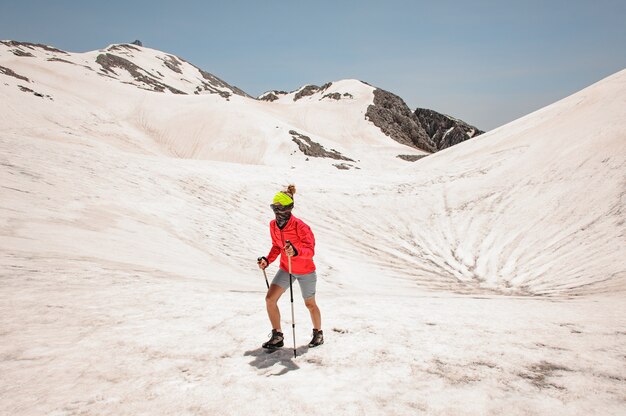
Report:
266,215,316,274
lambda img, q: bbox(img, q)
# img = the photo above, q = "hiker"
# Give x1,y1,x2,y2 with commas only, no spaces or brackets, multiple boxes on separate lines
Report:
257,184,324,350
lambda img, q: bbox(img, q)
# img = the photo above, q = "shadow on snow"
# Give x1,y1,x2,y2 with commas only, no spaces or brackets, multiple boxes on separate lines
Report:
244,346,311,376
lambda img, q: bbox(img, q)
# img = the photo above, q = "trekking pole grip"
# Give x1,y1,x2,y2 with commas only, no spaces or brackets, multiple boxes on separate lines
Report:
257,257,269,289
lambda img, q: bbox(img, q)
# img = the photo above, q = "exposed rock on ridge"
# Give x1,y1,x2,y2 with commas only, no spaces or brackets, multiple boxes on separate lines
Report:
0,40,68,55
96,53,186,94
365,89,437,153
190,62,251,98
91,45,252,98
415,108,484,150
259,90,287,102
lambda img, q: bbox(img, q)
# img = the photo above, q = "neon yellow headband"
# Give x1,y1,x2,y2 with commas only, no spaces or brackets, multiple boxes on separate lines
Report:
272,192,294,206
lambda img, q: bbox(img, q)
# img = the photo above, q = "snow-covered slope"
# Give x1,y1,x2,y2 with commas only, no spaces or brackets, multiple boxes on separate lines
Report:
346,69,626,296
1,42,625,415
1,40,624,295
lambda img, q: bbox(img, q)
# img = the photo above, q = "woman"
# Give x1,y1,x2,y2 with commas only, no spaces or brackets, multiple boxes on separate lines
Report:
257,185,324,350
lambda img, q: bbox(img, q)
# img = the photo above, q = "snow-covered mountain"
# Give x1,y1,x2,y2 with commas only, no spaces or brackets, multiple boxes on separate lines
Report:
1,40,250,97
0,41,436,170
1,41,625,415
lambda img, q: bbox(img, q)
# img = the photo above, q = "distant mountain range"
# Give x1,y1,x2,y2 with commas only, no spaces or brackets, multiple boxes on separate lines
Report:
0,40,483,167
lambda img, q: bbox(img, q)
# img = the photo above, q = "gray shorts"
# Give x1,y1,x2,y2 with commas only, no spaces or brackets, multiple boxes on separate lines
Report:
271,269,317,299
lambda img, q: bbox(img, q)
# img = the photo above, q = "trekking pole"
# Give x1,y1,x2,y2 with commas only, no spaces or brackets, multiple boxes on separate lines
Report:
286,240,297,358
257,257,270,289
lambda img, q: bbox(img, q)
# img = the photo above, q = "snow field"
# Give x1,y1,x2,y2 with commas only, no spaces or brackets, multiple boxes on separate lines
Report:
1,43,625,415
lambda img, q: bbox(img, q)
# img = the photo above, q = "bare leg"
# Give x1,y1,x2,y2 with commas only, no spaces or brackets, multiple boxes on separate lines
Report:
265,284,287,331
304,296,322,330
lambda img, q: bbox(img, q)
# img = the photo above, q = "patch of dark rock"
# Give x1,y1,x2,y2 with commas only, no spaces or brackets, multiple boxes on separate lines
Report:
342,92,353,99
1,41,68,54
47,57,74,65
397,154,428,162
195,72,238,97
160,54,183,74
259,90,287,102
414,108,484,151
322,92,341,100
177,58,251,98
0,66,29,82
193,84,231,99
95,53,186,94
294,85,320,101
18,85,50,99
289,130,354,162
261,93,279,102
292,82,333,101
131,40,143,47
365,88,436,153
11,49,34,57
47,58,93,71
108,44,141,52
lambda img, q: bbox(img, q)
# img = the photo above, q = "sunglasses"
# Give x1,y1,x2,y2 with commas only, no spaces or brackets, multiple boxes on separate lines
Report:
270,203,294,213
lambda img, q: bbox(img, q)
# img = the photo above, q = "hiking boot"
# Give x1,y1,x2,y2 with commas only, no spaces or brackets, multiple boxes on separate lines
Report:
262,329,284,350
308,329,324,348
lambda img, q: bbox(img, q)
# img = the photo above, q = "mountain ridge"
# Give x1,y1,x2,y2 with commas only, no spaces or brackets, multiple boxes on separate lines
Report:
0,40,483,157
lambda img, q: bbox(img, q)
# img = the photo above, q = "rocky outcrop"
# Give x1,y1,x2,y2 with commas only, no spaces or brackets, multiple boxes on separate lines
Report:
107,44,141,53
96,53,186,94
397,154,428,162
0,65,30,82
294,85,320,101
12,49,34,57
160,55,183,74
414,108,484,150
293,83,333,101
259,90,287,102
0,41,68,54
366,89,437,153
18,85,52,100
322,92,341,100
131,40,143,47
185,61,251,98
289,130,354,162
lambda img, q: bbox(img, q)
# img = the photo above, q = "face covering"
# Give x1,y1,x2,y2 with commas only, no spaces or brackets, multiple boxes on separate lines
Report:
271,203,293,229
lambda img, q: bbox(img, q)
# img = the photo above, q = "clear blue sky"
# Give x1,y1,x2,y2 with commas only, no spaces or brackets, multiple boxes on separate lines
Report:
1,0,625,130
